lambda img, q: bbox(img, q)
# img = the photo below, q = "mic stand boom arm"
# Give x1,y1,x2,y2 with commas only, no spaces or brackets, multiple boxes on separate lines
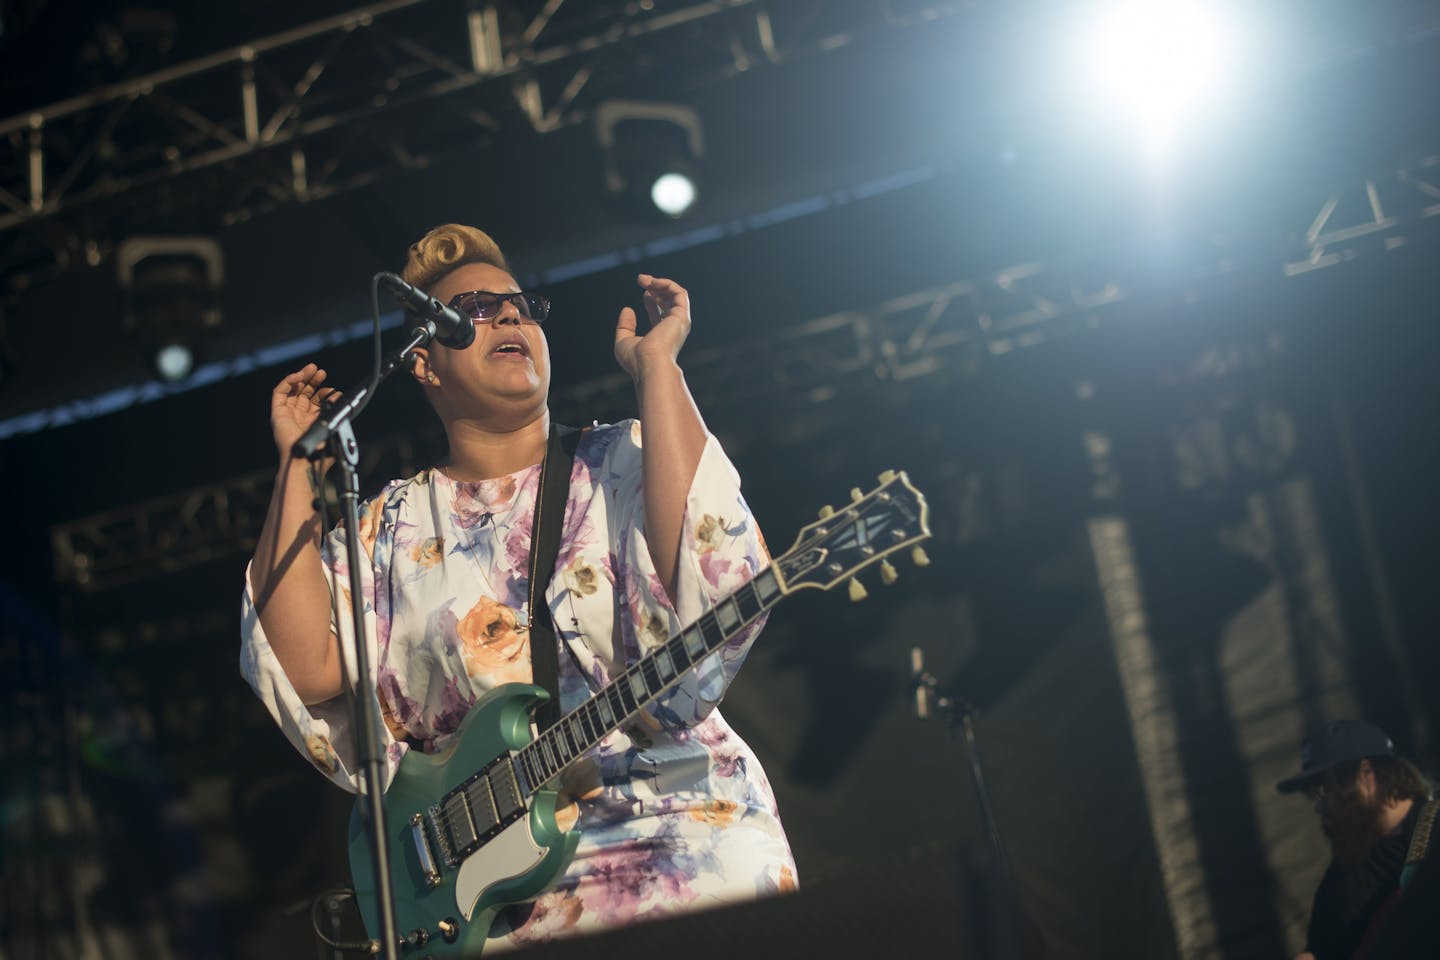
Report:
291,321,435,462
292,319,438,960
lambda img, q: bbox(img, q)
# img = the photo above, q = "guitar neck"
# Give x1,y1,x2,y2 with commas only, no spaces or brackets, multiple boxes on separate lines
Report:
514,565,784,794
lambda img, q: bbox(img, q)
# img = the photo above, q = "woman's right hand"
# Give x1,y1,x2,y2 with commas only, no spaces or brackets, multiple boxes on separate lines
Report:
271,363,339,460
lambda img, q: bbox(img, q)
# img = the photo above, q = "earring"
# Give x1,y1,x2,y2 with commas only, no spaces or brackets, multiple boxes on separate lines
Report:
426,373,437,384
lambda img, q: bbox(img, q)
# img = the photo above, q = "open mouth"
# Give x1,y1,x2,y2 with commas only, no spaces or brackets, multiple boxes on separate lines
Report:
490,340,528,358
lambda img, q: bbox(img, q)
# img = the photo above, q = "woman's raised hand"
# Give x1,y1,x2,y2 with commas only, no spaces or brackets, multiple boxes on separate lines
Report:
614,274,692,381
270,363,339,461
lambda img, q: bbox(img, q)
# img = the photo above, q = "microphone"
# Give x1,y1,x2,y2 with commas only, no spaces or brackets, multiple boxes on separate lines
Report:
378,272,475,350
910,646,931,720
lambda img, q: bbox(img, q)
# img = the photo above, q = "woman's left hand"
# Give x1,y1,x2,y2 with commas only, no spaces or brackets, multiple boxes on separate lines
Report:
614,273,692,381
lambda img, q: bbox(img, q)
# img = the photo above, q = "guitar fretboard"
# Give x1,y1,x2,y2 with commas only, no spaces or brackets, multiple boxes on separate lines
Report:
513,566,783,793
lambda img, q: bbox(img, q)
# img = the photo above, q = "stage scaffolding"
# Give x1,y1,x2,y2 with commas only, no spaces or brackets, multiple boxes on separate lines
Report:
0,0,964,288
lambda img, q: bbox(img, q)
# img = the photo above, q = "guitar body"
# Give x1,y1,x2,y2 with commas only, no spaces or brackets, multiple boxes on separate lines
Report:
348,683,580,957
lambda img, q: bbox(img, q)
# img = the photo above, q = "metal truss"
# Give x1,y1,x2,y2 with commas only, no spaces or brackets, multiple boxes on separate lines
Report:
1283,155,1440,276
52,432,423,591
52,468,277,591
0,0,963,278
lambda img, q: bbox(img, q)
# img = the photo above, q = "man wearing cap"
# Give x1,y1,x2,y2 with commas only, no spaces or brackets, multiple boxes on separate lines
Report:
1278,719,1438,960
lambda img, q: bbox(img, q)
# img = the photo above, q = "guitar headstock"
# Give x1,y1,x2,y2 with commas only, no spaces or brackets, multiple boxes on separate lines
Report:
773,470,931,597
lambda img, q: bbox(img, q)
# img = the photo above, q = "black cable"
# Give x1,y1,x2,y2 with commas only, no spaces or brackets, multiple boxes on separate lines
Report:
309,887,380,955
348,273,386,420
310,271,386,702
309,458,352,715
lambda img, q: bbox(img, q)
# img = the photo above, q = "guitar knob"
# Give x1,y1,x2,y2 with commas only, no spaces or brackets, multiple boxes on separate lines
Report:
911,546,931,568
818,504,835,519
878,469,897,483
848,578,868,602
850,487,863,503
880,560,898,585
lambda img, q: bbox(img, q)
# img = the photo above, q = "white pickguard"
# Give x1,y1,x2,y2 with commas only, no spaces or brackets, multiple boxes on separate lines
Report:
452,815,547,921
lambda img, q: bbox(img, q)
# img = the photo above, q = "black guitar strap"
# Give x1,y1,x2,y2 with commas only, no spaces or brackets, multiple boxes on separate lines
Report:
526,422,580,733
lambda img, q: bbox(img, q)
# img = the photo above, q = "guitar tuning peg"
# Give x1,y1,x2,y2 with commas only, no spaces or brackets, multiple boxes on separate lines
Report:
818,504,835,519
880,560,898,585
850,487,863,503
848,577,868,602
878,469,897,484
911,546,931,568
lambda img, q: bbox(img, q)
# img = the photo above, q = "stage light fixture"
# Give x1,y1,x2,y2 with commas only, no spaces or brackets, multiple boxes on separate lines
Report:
117,236,224,383
596,100,706,220
1081,0,1234,146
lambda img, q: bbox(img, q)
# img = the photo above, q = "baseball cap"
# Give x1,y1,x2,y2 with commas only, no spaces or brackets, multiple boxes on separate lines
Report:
1276,719,1395,794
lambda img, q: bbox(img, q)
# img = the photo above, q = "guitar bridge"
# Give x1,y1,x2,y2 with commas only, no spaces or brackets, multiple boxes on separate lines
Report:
409,813,442,888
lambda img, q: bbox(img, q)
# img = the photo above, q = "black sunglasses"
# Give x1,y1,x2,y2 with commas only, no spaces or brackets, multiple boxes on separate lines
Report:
445,290,551,325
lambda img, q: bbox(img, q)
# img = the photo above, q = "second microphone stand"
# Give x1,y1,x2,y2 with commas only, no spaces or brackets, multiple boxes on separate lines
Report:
911,648,1042,959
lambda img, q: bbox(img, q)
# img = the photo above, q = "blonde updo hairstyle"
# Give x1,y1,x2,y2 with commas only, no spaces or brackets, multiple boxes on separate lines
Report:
401,223,511,292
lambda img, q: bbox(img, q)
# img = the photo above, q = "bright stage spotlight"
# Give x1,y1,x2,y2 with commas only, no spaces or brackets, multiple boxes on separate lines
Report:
1081,0,1234,147
650,171,698,218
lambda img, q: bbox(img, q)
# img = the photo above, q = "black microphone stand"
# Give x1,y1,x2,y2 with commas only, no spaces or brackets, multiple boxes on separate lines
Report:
293,319,439,960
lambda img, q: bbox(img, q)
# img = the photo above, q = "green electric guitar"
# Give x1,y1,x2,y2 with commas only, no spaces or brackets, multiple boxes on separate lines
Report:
348,470,931,955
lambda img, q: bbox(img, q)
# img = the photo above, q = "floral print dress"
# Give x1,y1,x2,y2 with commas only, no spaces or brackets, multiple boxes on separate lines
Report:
240,421,797,949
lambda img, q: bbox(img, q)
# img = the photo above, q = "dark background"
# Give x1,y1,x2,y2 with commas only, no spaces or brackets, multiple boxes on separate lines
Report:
2,2,1438,958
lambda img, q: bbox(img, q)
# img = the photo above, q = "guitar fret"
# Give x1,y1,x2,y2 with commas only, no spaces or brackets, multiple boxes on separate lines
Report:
753,568,779,602
598,692,617,727
640,658,662,696
681,625,705,660
583,703,601,742
612,682,633,719
555,728,573,763
699,614,723,651
716,597,740,633
655,647,675,680
566,717,584,754
735,583,763,624
593,700,608,737
667,634,692,670
626,670,646,704
521,754,538,794
541,737,556,772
